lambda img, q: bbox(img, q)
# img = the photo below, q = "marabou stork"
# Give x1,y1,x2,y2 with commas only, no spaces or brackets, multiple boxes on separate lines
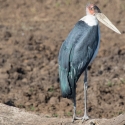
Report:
58,3,121,122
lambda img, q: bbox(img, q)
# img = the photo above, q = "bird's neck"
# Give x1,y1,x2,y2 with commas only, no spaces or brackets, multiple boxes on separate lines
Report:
80,15,98,26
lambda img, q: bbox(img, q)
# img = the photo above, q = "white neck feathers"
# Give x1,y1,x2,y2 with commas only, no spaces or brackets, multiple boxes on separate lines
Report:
80,15,98,26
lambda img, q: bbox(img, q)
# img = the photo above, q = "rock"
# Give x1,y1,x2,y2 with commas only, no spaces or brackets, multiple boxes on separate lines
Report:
25,102,31,106
22,78,28,83
13,72,18,79
49,97,58,105
25,66,32,71
38,93,45,103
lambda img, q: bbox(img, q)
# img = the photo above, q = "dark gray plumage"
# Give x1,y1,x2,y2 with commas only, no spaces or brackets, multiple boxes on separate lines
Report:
58,20,99,98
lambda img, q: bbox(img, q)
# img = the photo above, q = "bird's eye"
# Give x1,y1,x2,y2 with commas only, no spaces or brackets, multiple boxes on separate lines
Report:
90,7,93,10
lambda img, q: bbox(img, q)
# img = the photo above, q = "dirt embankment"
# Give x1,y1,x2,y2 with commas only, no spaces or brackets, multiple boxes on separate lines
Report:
0,0,125,121
0,103,125,125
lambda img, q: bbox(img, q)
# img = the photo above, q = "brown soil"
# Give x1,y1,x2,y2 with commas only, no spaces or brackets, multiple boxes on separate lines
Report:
0,0,125,120
0,103,125,125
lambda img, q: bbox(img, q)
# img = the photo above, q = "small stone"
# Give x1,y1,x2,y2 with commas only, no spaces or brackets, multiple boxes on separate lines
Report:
38,93,45,103
49,97,58,105
25,102,31,106
22,78,27,83
25,66,32,71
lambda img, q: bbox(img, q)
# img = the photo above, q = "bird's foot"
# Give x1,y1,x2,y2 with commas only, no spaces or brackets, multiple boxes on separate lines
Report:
72,115,82,122
82,114,89,123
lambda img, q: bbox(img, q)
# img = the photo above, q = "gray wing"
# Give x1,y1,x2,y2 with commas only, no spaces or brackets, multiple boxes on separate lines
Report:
58,21,99,98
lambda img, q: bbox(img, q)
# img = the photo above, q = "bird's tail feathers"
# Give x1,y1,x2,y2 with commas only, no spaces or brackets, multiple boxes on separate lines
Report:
59,67,72,98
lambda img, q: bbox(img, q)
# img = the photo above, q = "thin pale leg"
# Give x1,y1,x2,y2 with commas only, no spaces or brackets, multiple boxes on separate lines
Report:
72,93,82,122
82,68,89,122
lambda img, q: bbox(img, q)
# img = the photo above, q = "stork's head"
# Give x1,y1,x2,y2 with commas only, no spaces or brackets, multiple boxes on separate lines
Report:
86,4,101,15
86,3,121,34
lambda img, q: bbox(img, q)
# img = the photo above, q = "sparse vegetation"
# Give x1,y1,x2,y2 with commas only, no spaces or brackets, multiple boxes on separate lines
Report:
55,2,60,7
18,104,24,108
65,112,72,117
29,88,34,94
48,87,55,92
77,110,82,115
52,113,58,117
118,111,123,115
29,105,35,111
65,0,71,6
107,81,113,87
55,0,71,7
120,79,125,84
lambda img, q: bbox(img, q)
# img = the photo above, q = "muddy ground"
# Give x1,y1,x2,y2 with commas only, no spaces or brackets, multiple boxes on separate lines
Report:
0,103,125,125
0,0,125,120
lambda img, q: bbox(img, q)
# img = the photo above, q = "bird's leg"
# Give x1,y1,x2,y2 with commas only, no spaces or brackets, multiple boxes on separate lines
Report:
82,68,89,122
72,97,76,122
72,94,82,122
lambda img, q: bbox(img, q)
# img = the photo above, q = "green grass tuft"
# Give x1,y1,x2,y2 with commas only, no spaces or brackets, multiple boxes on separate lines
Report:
48,87,55,92
107,81,113,87
65,112,72,116
52,113,58,117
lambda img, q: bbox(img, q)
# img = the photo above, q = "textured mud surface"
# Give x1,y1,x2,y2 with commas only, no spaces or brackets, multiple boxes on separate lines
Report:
0,0,125,119
0,103,125,125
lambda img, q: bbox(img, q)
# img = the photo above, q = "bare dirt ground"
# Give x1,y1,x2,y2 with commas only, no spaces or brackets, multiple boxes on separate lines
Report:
0,103,125,125
0,0,125,123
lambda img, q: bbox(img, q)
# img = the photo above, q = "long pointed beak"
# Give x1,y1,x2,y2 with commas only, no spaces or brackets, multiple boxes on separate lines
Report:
95,13,121,34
